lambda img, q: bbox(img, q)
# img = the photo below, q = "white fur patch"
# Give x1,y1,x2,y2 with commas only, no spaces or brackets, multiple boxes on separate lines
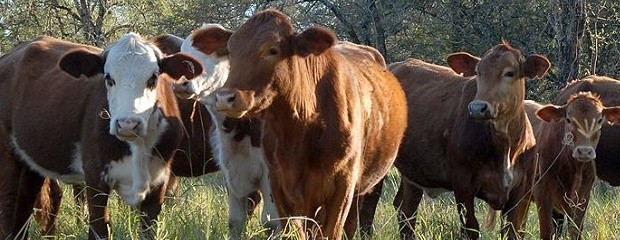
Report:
10,136,84,184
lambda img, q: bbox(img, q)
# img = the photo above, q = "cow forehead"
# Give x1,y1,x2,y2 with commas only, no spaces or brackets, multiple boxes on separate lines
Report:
477,50,520,76
104,34,161,81
229,11,294,56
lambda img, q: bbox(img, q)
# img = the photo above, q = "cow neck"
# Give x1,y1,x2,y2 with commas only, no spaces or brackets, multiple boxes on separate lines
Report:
493,80,534,165
537,121,575,173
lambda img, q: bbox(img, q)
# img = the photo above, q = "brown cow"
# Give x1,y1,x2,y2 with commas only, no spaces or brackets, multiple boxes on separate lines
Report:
502,92,620,240
211,9,408,240
384,43,550,239
0,34,201,239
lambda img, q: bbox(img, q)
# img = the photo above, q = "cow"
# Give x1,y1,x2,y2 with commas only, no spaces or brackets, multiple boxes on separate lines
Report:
500,92,620,240
381,42,550,239
0,33,202,239
211,9,408,240
171,23,280,239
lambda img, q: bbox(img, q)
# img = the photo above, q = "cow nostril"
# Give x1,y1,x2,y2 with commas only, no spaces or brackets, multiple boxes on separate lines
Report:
227,95,235,103
181,81,189,87
479,104,488,113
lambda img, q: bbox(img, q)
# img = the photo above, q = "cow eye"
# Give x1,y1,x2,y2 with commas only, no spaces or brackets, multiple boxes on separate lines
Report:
267,47,279,56
566,118,571,124
597,117,604,124
504,71,515,78
104,74,115,87
147,74,157,89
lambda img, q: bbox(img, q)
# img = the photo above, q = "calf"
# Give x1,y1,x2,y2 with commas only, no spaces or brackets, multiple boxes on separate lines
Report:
0,34,201,239
212,9,407,240
503,92,620,240
384,42,550,239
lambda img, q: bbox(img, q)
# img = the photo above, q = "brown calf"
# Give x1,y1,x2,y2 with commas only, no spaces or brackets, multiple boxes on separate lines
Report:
212,9,407,240
384,43,549,239
0,34,201,239
503,92,620,240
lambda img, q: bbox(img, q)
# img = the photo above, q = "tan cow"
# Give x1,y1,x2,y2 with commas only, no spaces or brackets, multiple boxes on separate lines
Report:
211,9,407,240
502,92,620,240
384,42,550,239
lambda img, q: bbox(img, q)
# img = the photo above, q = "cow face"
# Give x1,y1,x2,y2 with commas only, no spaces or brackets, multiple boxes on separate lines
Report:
448,43,550,128
59,33,201,141
172,24,233,102
537,92,620,162
212,10,336,118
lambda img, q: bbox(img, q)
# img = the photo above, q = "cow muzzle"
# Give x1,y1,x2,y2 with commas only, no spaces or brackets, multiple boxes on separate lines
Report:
172,77,195,100
112,117,143,141
573,146,596,162
468,100,495,120
214,88,255,118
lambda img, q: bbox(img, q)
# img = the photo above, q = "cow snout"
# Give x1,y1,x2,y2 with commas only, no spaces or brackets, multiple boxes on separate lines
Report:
573,146,596,162
172,77,195,99
214,88,255,118
468,100,493,120
114,117,142,140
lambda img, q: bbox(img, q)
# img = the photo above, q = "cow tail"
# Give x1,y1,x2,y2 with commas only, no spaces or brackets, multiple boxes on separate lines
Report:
484,205,497,230
34,178,53,229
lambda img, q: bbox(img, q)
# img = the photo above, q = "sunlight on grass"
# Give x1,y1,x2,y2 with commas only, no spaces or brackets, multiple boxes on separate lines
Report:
28,170,620,239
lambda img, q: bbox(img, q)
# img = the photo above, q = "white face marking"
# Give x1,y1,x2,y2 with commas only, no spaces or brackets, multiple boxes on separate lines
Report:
572,117,602,138
104,33,161,139
10,136,84,184
181,24,230,102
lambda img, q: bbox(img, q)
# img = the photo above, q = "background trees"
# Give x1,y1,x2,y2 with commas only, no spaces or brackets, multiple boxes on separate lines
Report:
1,0,618,101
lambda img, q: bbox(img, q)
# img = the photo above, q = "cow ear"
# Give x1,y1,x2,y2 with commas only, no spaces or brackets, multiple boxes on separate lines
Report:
447,52,479,77
192,25,233,56
536,105,565,122
152,34,183,55
59,50,104,78
602,106,620,124
160,53,204,80
524,54,551,79
293,26,337,57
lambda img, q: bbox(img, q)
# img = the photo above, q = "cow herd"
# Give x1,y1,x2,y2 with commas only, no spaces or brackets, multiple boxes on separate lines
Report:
1,8,620,240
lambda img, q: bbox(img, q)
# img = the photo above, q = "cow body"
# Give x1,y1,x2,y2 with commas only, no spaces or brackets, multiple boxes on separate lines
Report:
0,35,201,239
502,91,620,240
212,9,407,239
387,43,550,239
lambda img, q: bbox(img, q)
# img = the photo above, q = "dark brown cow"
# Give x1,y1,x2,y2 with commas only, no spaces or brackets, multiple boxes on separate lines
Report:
212,9,408,239
502,92,620,240
384,43,550,239
0,34,202,239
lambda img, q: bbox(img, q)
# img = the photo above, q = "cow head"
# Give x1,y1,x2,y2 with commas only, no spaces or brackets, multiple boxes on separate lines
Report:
171,24,233,102
448,42,550,131
59,32,201,141
537,92,620,162
212,9,336,118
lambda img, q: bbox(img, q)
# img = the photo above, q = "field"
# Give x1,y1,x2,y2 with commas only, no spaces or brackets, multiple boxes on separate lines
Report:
27,169,620,240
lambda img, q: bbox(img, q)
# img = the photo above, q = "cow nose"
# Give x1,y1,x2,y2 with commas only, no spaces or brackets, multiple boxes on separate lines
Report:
468,101,492,120
172,78,194,99
116,117,140,132
215,89,236,109
574,146,596,161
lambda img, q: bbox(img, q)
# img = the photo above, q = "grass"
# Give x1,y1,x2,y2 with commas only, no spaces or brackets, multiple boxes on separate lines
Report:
27,169,620,239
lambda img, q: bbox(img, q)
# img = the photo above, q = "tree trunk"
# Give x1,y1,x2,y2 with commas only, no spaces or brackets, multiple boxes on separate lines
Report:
551,0,586,84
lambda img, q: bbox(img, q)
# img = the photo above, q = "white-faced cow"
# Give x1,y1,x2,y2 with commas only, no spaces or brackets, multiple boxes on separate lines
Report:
382,42,550,239
0,33,201,239
212,9,408,240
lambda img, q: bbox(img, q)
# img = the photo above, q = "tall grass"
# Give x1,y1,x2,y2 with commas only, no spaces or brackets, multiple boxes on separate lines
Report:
27,169,620,239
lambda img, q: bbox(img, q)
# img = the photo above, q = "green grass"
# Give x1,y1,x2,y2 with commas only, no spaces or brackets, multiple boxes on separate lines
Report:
27,169,620,239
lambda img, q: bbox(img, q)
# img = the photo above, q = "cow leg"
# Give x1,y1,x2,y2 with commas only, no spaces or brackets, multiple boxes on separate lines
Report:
393,177,423,239
259,168,279,234
321,177,355,240
502,182,531,240
139,182,166,240
454,189,479,239
0,125,19,238
228,193,248,239
551,210,565,236
358,177,384,239
35,178,63,236
164,174,179,199
536,194,554,240
246,191,262,216
12,167,45,239
344,194,361,239
85,181,111,240
568,176,594,240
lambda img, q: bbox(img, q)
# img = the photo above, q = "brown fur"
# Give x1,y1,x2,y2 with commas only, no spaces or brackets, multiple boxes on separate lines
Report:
214,9,407,240
386,43,550,239
503,91,620,240
0,35,199,239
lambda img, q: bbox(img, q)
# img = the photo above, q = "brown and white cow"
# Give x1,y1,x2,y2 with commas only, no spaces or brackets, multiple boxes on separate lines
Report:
501,92,620,240
383,42,550,239
0,34,201,239
212,9,408,239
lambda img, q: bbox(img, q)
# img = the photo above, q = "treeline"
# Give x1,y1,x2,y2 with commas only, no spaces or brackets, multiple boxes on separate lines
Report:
1,0,618,102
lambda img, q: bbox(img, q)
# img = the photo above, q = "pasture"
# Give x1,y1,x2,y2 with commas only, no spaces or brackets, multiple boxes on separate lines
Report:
27,169,620,239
